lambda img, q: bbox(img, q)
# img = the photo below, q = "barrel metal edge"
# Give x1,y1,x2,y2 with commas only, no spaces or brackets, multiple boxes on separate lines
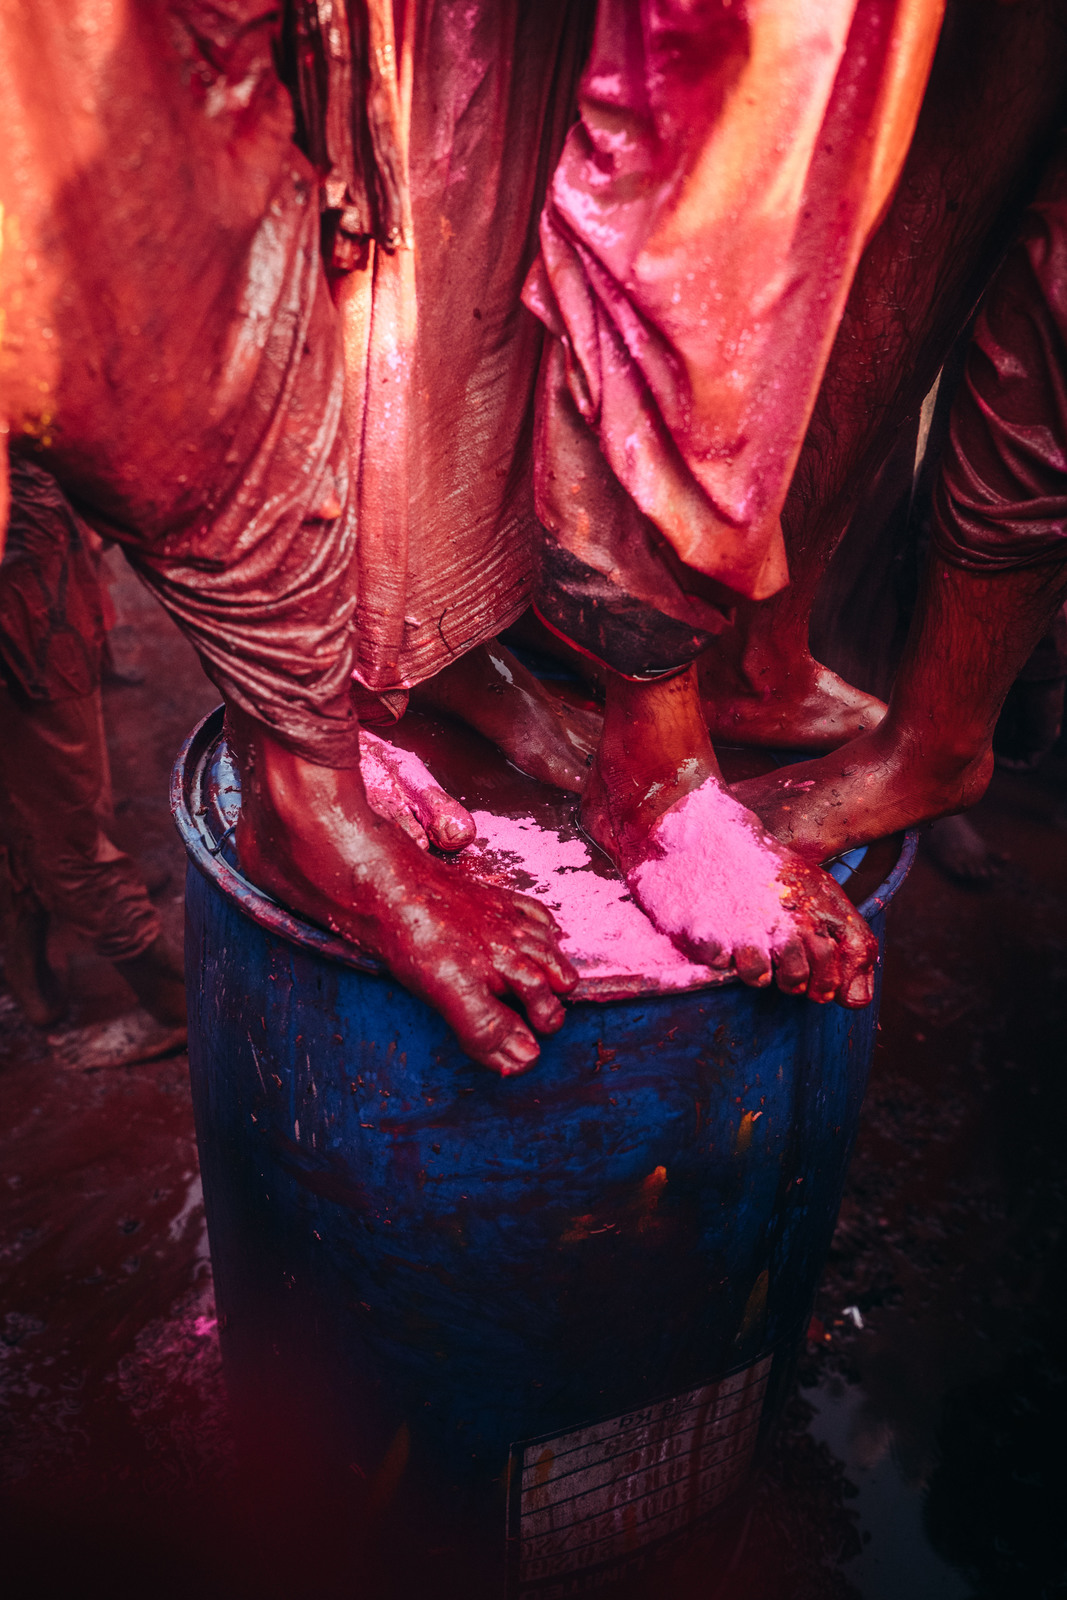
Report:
171,706,385,978
171,705,918,1004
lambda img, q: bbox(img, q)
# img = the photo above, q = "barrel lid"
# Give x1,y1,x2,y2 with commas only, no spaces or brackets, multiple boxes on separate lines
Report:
172,707,916,1003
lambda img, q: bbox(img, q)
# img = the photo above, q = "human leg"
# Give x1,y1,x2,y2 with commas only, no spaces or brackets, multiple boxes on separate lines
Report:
738,132,1067,858
698,614,887,752
580,667,878,1006
0,685,184,1024
735,560,1067,861
699,0,1067,751
409,641,600,794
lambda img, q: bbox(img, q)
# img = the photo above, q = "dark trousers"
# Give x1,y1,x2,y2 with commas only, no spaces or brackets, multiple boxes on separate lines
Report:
0,685,159,964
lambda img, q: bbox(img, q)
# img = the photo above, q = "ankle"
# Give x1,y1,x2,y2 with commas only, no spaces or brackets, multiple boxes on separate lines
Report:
702,627,815,702
872,717,994,813
114,936,187,1026
601,667,710,758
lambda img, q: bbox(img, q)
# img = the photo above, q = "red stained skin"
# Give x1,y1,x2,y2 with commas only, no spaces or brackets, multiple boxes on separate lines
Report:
582,668,877,1008
700,0,1067,758
739,134,1067,860
358,729,476,852
409,641,600,796
230,708,578,1074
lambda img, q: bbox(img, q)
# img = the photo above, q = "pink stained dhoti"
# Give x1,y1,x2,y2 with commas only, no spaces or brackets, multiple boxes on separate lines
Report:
328,0,944,689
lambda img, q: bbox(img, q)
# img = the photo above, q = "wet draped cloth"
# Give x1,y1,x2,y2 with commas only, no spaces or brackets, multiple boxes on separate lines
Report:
933,135,1067,573
1,1,943,750
524,0,945,650
330,0,944,688
1,0,363,766
327,0,590,697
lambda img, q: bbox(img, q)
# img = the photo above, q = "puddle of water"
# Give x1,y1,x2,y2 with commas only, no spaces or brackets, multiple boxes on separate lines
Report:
803,1376,974,1600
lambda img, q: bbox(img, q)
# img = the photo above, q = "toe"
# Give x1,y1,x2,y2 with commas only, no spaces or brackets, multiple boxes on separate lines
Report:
802,931,842,1003
513,925,579,994
843,969,875,1008
418,791,477,851
510,890,564,934
442,985,542,1073
497,952,569,1033
773,936,810,995
835,914,878,1006
394,807,430,850
734,944,772,987
485,1031,542,1076
674,927,726,967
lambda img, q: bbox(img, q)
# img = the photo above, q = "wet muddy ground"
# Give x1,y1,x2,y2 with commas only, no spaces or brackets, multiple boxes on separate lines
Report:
2,562,1065,1600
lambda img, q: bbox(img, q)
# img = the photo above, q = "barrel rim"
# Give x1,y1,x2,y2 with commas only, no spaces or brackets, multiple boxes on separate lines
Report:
171,706,918,1003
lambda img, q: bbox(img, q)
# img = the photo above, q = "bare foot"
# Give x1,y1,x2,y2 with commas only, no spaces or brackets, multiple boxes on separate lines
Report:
734,723,995,864
411,641,601,793
359,730,476,851
585,670,878,1007
230,712,578,1074
922,815,996,886
0,893,66,1027
48,1008,187,1070
114,933,187,1027
699,646,886,751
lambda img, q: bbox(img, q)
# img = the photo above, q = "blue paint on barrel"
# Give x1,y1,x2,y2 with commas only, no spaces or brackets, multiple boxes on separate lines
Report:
173,709,915,1596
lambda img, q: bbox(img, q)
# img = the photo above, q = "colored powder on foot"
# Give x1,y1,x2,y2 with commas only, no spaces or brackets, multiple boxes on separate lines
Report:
461,812,714,990
359,731,475,846
629,779,786,961
358,732,412,825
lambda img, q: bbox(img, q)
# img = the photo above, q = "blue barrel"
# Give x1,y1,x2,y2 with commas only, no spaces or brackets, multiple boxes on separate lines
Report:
173,707,914,1599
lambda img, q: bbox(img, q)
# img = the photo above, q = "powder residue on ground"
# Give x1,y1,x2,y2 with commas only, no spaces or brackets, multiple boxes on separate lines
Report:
461,812,714,989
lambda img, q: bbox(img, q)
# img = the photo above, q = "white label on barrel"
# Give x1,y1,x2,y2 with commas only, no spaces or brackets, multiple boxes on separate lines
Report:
506,1355,773,1597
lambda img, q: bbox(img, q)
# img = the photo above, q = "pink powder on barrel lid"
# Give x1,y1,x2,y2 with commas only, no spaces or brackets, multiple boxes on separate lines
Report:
457,812,723,1000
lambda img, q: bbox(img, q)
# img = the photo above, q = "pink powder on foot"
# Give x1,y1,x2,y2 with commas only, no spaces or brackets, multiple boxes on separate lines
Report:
629,780,787,963
359,731,476,847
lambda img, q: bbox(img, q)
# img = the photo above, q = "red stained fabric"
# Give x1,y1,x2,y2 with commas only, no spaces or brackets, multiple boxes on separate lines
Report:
333,0,589,695
933,135,1067,572
524,0,943,631
1,0,362,766
0,459,105,702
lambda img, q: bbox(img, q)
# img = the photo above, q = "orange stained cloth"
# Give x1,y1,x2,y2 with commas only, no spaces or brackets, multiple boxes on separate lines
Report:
331,0,589,695
0,0,364,765
524,0,945,634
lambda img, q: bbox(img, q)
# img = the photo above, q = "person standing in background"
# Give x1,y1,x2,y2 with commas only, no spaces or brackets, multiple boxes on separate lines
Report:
0,459,186,1048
